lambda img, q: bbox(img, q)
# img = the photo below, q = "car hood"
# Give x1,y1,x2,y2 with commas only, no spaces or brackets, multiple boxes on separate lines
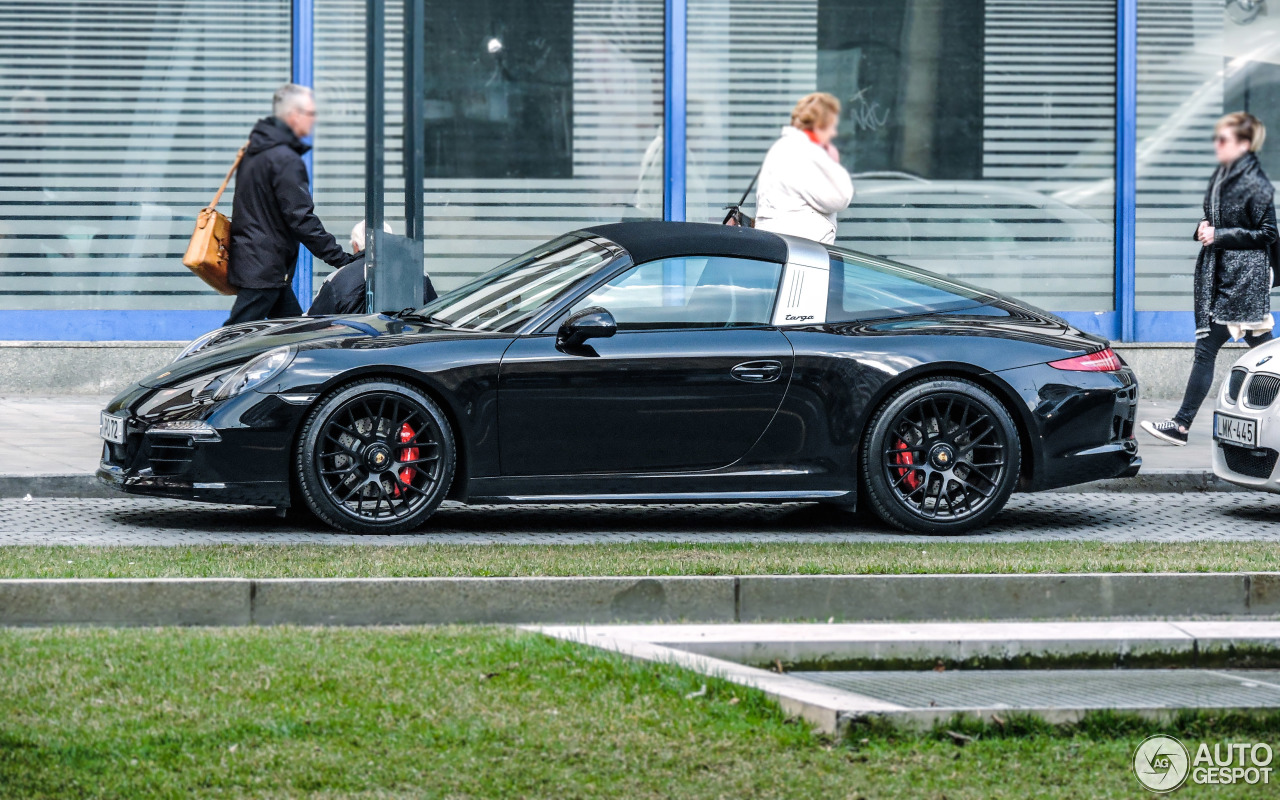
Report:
1230,337,1280,373
139,314,501,388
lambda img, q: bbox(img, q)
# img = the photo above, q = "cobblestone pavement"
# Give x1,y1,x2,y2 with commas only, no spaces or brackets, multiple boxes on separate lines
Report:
2,492,1279,545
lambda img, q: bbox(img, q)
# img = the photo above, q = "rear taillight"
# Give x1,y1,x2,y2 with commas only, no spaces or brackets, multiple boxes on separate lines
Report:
1048,348,1123,372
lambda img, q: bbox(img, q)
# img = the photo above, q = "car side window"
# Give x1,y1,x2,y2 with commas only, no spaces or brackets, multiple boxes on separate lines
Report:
570,256,783,330
827,250,990,322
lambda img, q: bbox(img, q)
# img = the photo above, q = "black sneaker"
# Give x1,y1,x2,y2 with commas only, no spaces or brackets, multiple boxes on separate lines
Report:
1140,419,1188,446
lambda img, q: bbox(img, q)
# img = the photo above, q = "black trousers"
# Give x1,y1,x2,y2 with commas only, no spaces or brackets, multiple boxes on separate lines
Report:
224,286,303,327
1173,322,1273,427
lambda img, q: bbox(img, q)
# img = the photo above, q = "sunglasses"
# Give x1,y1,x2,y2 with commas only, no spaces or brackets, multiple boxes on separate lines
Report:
1214,134,1237,145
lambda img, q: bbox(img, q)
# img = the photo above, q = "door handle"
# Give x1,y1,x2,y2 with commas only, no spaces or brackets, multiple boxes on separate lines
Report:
731,360,783,383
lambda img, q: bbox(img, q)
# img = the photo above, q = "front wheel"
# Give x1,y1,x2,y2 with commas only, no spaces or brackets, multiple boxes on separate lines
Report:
860,378,1020,535
296,379,455,534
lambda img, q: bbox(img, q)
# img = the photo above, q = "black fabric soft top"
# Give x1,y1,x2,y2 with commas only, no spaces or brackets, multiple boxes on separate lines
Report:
578,221,789,266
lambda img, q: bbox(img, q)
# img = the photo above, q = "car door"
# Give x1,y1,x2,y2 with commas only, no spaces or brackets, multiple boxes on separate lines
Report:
498,255,793,476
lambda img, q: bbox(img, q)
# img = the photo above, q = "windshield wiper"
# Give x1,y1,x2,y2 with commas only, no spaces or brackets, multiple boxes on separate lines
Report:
392,308,456,327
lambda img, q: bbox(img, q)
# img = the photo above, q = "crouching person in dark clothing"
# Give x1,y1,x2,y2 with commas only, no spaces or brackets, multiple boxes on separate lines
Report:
225,83,357,325
308,220,438,316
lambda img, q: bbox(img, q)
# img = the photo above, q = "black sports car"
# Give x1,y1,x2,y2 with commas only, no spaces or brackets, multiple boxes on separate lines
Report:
98,222,1140,534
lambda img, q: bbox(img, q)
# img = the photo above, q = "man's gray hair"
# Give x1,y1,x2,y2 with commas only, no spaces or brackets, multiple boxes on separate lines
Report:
273,83,314,118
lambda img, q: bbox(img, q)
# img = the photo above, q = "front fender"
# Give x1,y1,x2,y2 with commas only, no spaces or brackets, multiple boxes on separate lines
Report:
262,335,514,479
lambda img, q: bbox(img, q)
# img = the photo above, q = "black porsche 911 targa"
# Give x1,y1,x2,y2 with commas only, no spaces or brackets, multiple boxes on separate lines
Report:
99,222,1140,534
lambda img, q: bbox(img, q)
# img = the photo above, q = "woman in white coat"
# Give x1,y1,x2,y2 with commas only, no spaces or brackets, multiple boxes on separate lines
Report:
754,93,854,244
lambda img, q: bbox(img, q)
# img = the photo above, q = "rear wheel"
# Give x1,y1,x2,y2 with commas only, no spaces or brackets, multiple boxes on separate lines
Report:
860,378,1020,534
296,379,455,534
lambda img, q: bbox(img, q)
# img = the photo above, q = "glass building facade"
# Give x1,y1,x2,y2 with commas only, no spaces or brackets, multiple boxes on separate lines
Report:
0,0,1274,341
0,0,290,337
686,0,1117,313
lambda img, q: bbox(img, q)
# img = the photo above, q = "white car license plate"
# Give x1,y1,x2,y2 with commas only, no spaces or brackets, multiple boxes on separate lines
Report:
99,412,126,444
1214,412,1257,447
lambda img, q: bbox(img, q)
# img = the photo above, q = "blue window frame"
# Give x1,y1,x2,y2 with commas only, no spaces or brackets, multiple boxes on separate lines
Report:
663,0,686,223
1115,0,1137,343
292,0,316,308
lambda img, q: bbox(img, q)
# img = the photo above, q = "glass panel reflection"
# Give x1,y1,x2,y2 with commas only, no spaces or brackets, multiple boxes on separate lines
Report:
0,0,290,310
1136,0,1280,317
687,0,1117,313
313,0,663,296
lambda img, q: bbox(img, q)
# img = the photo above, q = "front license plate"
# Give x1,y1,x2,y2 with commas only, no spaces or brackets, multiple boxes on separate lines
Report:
1214,412,1258,447
99,412,126,444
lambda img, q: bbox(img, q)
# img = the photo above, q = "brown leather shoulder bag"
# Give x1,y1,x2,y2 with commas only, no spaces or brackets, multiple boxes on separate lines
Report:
182,143,248,295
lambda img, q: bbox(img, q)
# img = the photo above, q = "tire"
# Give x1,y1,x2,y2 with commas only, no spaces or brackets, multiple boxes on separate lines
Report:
296,379,456,534
860,377,1020,535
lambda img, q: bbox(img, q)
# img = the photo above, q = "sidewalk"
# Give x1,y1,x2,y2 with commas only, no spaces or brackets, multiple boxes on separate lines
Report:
0,395,109,476
1131,397,1217,472
0,395,1224,496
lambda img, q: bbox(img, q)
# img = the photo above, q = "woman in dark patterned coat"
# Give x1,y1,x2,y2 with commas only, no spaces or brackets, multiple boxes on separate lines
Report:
1142,112,1278,446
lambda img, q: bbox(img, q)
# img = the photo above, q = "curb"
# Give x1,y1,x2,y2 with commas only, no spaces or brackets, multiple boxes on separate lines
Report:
1055,468,1244,493
735,573,1280,621
2,573,1277,627
0,470,1245,499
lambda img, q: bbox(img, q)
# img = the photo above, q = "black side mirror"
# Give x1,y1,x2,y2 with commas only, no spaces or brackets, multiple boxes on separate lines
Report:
558,306,617,349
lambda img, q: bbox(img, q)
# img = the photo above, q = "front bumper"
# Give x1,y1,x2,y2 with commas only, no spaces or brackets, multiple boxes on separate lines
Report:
96,462,289,506
1212,368,1280,491
97,386,307,507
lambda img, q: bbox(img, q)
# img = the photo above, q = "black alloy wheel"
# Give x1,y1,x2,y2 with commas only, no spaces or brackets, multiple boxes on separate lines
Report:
296,379,455,534
861,378,1020,534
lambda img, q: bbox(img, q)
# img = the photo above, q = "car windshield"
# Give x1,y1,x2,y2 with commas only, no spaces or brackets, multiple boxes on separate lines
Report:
417,236,617,331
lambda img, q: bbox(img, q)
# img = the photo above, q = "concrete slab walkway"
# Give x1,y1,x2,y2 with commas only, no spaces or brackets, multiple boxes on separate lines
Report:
533,621,1280,731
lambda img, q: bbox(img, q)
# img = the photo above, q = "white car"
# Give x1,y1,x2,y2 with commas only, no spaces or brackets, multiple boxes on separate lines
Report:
1213,340,1280,489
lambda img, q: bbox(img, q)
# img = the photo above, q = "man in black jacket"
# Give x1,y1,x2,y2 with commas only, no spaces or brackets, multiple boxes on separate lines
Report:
225,84,356,325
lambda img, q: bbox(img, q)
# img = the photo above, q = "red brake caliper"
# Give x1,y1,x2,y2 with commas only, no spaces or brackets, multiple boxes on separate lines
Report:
394,423,418,495
891,438,922,490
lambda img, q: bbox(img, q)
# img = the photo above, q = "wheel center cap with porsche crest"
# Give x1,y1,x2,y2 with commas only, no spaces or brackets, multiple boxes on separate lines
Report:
364,443,393,472
928,443,956,470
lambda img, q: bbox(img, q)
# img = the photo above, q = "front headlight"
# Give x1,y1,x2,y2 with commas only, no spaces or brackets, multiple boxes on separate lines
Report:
213,347,295,400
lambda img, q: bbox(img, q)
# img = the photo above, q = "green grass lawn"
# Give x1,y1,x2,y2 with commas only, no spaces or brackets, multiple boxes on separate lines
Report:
2,626,1275,799
2,541,1278,578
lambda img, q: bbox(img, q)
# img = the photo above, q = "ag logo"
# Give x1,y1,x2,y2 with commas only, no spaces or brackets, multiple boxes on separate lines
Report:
1133,735,1190,793
1259,355,1273,366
